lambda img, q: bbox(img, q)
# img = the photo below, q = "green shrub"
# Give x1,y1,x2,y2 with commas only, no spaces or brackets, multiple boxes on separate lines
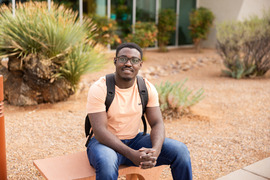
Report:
155,79,204,119
0,1,105,105
157,9,176,52
125,21,157,53
0,2,94,59
90,14,121,47
189,7,214,52
59,43,104,88
216,11,270,79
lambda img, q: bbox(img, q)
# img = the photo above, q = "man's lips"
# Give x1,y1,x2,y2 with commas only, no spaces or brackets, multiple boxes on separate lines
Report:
122,67,133,73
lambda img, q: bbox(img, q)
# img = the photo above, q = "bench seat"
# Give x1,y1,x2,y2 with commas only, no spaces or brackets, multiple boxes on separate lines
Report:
33,151,166,180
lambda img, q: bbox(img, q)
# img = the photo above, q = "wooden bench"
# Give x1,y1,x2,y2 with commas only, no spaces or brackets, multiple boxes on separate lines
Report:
33,151,166,180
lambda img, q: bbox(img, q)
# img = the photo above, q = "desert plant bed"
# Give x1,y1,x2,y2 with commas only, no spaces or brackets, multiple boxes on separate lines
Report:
3,49,270,179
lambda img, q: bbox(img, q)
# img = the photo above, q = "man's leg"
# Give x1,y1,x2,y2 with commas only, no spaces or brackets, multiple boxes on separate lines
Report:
87,137,121,180
157,137,192,180
126,133,192,180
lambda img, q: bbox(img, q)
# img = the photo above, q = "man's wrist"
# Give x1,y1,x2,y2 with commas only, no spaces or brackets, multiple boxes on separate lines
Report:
124,148,136,160
152,147,161,157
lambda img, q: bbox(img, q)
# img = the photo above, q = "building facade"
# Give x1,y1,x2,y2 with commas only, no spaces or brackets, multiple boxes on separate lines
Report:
197,0,270,48
83,0,196,48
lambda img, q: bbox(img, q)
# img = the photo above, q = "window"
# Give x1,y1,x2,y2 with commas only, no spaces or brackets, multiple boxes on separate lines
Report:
111,0,133,42
178,0,196,45
136,0,156,22
159,0,177,46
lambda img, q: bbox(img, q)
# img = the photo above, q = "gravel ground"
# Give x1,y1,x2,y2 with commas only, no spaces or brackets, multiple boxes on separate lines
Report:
3,48,270,179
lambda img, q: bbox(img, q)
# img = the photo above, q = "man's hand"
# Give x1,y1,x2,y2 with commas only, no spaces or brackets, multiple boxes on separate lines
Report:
128,147,158,169
138,147,158,169
128,149,147,166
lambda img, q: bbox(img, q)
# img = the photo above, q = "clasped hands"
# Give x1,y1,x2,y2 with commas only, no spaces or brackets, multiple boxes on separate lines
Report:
138,147,158,169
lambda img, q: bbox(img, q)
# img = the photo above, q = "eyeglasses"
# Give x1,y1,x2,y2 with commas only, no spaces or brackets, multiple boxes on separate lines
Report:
115,56,141,65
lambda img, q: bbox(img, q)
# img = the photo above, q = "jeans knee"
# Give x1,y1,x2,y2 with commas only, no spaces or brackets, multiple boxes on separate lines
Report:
163,139,191,165
175,142,191,166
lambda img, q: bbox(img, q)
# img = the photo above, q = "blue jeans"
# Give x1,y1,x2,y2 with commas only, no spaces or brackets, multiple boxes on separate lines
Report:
87,132,192,180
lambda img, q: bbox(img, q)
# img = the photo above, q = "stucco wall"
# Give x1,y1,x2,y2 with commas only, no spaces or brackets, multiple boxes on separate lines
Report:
197,0,270,48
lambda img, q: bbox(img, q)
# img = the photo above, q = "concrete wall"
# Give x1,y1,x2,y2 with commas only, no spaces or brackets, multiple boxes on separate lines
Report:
197,0,270,48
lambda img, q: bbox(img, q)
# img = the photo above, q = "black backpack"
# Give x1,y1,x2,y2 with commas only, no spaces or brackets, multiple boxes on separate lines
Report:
85,73,149,147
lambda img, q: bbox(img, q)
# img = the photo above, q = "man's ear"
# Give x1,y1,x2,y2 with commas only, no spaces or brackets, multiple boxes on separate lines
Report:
139,61,143,67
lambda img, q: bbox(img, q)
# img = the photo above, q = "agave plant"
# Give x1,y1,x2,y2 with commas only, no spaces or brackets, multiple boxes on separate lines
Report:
155,79,204,118
59,42,104,89
0,1,104,106
0,2,93,57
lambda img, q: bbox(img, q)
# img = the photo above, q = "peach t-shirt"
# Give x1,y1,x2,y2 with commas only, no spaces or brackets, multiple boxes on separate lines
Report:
86,76,159,140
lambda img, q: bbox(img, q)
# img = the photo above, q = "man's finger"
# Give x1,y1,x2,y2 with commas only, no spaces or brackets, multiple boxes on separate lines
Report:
139,148,156,154
140,161,156,169
140,154,151,161
139,147,146,151
140,155,157,162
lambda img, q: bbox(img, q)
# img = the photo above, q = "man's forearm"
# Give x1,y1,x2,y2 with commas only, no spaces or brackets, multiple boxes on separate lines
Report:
150,122,165,156
145,107,166,157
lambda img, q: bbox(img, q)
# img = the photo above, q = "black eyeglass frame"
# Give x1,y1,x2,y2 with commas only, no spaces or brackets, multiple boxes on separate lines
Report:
114,56,142,65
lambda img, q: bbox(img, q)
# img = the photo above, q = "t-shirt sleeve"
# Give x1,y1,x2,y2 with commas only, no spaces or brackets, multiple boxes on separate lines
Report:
145,79,160,107
86,78,106,113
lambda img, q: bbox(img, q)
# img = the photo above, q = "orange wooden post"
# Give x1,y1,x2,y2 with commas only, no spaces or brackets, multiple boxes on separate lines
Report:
0,75,7,180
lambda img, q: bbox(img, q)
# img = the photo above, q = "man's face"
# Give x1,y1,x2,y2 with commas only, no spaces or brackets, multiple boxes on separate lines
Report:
115,47,142,81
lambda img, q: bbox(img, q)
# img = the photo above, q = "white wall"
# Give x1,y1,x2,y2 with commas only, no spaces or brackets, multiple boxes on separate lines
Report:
197,0,270,48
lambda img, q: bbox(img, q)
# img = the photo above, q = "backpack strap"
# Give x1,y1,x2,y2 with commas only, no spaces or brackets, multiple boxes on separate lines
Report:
105,73,116,111
137,76,149,135
85,73,116,147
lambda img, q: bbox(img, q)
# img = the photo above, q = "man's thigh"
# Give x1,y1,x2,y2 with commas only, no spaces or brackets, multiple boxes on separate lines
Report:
127,132,153,150
87,137,122,168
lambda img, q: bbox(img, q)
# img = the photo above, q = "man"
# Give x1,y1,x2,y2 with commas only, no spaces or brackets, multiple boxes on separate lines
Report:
86,42,192,180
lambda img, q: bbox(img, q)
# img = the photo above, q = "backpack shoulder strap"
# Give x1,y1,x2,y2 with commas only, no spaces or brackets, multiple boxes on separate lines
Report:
105,73,116,111
137,76,148,113
136,76,149,135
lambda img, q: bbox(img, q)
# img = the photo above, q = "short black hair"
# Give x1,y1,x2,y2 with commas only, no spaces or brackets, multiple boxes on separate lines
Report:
116,42,143,59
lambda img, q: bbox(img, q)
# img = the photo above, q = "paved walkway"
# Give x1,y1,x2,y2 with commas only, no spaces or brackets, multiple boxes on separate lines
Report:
217,157,270,180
